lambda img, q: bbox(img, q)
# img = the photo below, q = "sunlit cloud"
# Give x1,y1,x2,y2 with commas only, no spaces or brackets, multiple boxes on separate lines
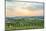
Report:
16,2,43,11
6,0,44,16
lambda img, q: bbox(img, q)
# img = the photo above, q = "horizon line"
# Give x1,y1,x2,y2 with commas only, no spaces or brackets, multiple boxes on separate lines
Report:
5,16,43,17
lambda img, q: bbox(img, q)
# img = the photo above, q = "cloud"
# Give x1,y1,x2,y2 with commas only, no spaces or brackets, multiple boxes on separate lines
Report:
16,2,43,11
25,3,43,10
6,0,44,16
6,0,16,7
6,0,43,10
16,0,43,2
6,6,43,16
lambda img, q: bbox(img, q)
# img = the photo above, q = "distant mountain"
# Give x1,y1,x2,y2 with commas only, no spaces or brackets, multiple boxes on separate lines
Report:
6,16,44,19
5,16,44,23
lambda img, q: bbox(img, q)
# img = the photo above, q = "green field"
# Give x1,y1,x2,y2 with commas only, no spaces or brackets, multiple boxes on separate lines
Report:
5,16,44,30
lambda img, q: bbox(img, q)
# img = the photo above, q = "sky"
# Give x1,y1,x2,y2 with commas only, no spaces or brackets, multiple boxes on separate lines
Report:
6,0,44,16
